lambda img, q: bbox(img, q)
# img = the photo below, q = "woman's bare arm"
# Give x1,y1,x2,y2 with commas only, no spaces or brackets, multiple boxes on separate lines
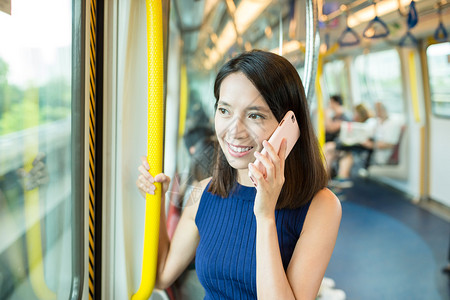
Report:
286,189,342,299
155,178,210,289
136,157,210,289
254,188,341,300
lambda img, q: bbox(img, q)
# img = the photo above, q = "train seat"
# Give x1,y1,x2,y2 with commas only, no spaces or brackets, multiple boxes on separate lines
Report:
368,125,408,180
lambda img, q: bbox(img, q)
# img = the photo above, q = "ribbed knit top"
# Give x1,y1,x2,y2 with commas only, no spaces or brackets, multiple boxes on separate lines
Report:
195,181,311,299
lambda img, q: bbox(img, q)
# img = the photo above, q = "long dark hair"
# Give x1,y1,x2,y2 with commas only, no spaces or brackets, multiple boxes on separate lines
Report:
208,50,328,209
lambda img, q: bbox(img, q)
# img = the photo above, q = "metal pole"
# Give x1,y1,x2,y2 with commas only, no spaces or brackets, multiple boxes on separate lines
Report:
303,0,320,103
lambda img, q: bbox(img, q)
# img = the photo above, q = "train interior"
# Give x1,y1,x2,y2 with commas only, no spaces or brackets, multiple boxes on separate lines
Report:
0,0,450,299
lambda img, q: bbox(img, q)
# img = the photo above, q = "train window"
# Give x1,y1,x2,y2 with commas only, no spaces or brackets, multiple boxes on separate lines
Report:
0,1,78,299
323,59,350,105
353,49,405,114
427,42,450,118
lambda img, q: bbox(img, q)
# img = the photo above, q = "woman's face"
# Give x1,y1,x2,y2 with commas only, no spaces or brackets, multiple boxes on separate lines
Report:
215,72,279,171
353,110,363,122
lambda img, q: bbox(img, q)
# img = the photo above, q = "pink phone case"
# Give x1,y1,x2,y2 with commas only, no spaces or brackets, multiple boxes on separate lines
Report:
249,110,300,185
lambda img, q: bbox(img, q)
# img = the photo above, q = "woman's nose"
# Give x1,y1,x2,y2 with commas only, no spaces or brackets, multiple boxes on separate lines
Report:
228,116,249,139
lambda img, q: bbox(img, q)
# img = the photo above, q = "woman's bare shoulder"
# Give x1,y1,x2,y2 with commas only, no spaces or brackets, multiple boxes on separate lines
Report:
306,188,342,225
313,188,341,206
199,176,212,190
183,176,212,218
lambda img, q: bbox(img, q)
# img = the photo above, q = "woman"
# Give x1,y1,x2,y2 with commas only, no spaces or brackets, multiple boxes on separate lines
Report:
137,50,341,299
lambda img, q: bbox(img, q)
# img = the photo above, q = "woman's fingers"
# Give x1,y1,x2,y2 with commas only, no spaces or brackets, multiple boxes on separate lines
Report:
248,163,265,188
278,139,287,173
154,173,170,183
140,156,150,170
137,156,170,196
254,150,274,179
261,140,282,178
154,173,171,194
137,156,157,195
137,178,155,195
138,174,153,187
138,164,154,181
263,140,281,165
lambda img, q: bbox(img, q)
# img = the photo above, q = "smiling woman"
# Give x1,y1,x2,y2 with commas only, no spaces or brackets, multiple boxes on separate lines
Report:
3,0,450,298
136,49,341,300
209,50,328,209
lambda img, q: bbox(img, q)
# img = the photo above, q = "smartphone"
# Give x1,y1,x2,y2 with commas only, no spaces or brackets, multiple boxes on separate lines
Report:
249,110,300,186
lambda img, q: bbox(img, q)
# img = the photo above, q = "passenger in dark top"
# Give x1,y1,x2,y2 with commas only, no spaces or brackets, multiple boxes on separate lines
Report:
325,95,350,143
324,95,350,180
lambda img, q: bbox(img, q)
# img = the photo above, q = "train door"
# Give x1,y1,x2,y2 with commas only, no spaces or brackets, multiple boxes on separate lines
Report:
425,42,450,207
0,1,86,299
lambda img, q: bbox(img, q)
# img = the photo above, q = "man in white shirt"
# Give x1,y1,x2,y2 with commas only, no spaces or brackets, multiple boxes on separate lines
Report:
360,102,402,165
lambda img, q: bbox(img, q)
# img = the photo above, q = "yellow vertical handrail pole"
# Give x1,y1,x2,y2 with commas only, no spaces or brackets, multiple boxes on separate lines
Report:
408,50,421,124
23,89,56,299
315,54,325,149
178,64,188,140
407,49,425,199
315,43,338,149
132,1,164,299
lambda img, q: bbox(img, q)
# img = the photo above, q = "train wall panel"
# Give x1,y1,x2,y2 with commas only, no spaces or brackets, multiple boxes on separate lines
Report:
430,116,450,207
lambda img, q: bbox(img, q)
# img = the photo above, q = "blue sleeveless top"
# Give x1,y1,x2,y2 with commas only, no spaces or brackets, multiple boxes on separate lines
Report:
195,181,311,299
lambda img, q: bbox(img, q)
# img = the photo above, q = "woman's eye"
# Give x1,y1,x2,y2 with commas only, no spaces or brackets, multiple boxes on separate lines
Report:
218,107,229,115
249,113,264,120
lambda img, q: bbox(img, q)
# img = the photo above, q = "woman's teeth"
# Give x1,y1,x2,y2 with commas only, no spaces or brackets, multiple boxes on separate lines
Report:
229,144,253,153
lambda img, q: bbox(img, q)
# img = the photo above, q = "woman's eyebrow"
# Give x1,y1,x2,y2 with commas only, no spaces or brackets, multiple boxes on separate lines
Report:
247,106,270,113
217,101,270,113
217,100,230,106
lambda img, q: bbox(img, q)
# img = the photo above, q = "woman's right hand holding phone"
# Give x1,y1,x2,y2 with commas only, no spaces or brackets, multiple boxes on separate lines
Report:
136,156,171,198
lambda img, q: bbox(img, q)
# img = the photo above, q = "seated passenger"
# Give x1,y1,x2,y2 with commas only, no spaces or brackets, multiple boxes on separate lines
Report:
360,102,403,165
338,104,376,147
333,104,376,188
325,95,351,143
330,102,402,188
324,95,351,178
328,103,374,188
364,102,402,164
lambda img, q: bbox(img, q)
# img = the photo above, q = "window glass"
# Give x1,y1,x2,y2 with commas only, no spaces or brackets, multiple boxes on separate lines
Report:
353,49,404,114
0,1,75,299
323,59,350,105
427,42,450,118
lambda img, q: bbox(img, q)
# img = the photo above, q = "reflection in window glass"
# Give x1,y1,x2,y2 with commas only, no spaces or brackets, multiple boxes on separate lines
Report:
323,59,350,105
0,1,74,299
354,49,404,114
427,42,450,118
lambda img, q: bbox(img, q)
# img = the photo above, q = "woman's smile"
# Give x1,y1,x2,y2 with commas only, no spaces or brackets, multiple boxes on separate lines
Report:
226,142,254,157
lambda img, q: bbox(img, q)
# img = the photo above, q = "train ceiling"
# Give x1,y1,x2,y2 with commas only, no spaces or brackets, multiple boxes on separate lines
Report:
172,0,450,71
